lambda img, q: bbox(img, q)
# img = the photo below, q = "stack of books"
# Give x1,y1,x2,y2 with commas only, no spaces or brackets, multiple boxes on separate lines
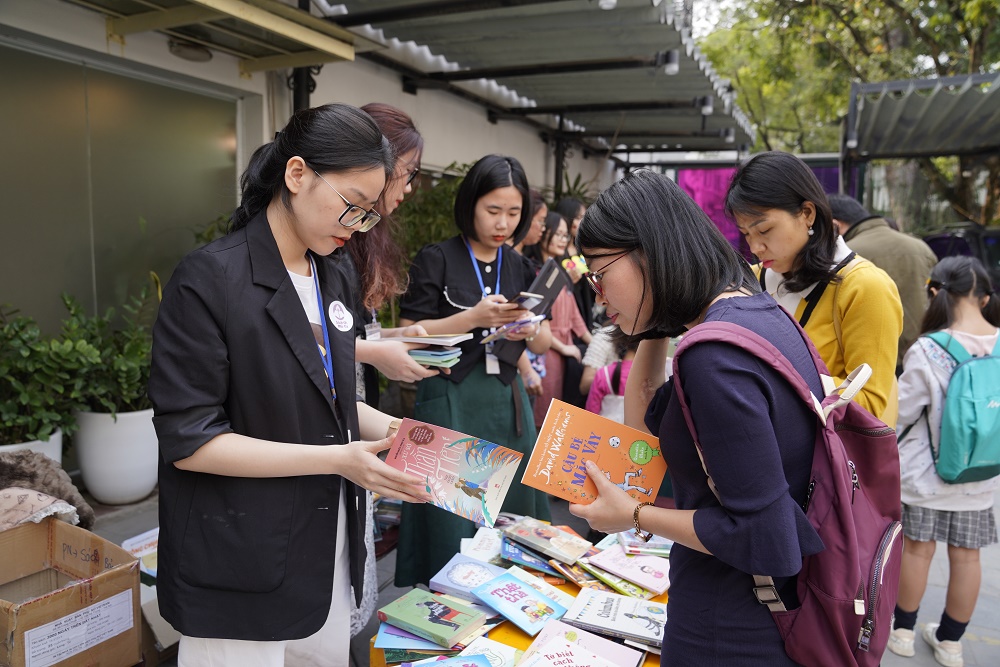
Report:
374,332,472,368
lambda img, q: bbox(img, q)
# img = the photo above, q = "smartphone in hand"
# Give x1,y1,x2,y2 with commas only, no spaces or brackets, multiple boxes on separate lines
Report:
511,291,544,311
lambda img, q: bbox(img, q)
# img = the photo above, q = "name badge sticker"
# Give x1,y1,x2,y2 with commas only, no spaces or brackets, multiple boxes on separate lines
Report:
328,301,354,332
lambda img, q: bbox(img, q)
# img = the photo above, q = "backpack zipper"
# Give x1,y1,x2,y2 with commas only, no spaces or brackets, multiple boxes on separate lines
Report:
801,479,816,512
835,423,896,437
848,461,859,503
857,521,903,652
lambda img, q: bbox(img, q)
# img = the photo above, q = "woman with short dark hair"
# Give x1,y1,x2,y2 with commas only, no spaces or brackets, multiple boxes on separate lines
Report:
569,169,824,665
725,151,902,424
393,154,554,587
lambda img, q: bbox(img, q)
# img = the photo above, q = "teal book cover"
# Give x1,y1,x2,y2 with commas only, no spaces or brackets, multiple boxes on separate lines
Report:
500,536,562,577
385,419,523,528
471,571,567,636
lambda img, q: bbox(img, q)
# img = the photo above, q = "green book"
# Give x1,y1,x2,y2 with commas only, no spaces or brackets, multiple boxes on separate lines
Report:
577,558,656,600
377,589,488,648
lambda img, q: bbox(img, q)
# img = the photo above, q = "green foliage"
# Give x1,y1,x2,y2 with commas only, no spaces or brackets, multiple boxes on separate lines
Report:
193,213,231,246
0,302,102,443
395,162,471,261
62,287,156,416
541,172,598,206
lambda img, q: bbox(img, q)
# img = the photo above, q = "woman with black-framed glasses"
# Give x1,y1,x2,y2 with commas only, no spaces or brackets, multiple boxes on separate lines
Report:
568,169,825,666
149,104,431,667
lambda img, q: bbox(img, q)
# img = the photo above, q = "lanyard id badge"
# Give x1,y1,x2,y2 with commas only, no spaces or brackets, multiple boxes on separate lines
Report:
465,238,503,375
364,308,382,340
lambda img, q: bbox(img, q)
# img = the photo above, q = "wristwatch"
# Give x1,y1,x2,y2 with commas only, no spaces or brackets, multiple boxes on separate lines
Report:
385,418,403,440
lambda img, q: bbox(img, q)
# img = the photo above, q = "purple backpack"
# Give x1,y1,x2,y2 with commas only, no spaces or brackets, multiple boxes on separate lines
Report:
673,319,902,667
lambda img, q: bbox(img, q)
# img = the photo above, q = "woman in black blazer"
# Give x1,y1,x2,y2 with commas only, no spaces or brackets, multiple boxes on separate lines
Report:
149,104,429,666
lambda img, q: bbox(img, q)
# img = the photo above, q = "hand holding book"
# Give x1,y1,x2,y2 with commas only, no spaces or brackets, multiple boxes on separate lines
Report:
568,460,653,535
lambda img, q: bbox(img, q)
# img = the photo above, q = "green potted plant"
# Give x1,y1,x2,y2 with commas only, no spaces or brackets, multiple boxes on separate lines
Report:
0,302,102,464
69,286,159,504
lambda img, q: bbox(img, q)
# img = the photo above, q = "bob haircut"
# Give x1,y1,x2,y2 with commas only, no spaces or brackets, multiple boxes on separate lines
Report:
524,211,568,266
922,256,1000,333
454,155,531,243
724,151,838,293
578,169,758,340
231,103,394,231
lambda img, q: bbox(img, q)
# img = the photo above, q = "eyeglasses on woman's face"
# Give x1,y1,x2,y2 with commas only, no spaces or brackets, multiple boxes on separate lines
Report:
313,170,382,232
583,250,632,297
405,167,420,186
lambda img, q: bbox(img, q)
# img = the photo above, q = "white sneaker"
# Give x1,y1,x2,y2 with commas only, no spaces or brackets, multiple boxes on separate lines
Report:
922,623,964,667
887,627,915,657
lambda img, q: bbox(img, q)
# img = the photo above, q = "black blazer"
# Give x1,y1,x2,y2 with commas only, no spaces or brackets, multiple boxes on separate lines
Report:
149,210,365,641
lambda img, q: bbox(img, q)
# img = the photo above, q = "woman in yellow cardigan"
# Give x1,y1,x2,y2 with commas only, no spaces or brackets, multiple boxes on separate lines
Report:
724,152,902,424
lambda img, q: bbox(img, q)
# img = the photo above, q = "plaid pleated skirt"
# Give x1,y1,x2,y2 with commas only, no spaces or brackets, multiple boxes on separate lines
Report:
901,504,998,549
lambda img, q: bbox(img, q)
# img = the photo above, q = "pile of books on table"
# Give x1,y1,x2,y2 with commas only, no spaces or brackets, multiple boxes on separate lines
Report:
374,515,674,666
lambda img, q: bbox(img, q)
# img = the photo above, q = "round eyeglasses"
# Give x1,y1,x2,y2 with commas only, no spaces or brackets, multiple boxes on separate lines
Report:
313,170,382,232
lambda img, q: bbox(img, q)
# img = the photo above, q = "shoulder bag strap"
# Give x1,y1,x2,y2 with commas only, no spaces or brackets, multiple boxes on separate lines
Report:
611,361,623,396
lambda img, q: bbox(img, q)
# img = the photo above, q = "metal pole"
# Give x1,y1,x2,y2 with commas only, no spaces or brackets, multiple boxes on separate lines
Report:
554,115,565,200
292,0,312,111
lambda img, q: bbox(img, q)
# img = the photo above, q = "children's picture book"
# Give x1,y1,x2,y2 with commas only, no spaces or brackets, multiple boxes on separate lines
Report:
503,516,592,564
404,655,491,667
593,533,619,551
577,558,656,600
505,565,577,609
377,589,488,648
471,571,567,636
429,553,508,603
562,588,668,646
624,639,661,655
374,622,447,651
522,399,666,505
374,333,474,346
500,537,563,577
383,648,458,664
457,636,522,667
480,314,546,345
518,636,617,667
521,619,644,667
586,544,670,595
409,347,462,368
616,530,674,558
385,419,523,528
121,526,159,580
460,527,504,566
523,257,570,317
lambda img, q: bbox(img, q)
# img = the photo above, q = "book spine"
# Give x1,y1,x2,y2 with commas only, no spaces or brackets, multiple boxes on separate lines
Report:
561,617,647,644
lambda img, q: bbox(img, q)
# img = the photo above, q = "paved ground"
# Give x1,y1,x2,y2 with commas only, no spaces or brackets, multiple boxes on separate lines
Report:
90,493,1000,666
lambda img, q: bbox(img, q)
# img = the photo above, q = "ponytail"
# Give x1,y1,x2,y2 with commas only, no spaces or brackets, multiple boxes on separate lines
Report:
921,255,1000,332
230,104,394,232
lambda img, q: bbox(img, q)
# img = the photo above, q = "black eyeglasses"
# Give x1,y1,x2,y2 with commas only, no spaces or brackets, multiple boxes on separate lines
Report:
313,170,382,232
405,167,420,186
583,250,632,297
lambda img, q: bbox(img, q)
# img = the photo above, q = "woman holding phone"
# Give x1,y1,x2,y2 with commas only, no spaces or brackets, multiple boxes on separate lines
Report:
393,154,553,587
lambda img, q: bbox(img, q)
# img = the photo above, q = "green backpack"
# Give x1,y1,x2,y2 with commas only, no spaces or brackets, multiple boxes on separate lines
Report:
920,331,1000,484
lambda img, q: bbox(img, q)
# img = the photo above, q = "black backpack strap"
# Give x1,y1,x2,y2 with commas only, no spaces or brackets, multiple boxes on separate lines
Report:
798,252,857,327
611,361,623,396
758,266,767,291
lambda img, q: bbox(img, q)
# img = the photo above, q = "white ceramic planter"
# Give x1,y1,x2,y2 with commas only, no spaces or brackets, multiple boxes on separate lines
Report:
75,408,158,505
0,429,63,465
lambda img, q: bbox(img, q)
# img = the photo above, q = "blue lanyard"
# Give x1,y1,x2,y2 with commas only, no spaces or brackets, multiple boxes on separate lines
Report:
310,255,336,401
464,237,501,298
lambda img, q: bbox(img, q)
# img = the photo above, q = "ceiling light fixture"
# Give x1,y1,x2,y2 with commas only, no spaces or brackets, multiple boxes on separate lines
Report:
598,0,618,9
700,95,714,115
168,39,213,63
724,128,736,143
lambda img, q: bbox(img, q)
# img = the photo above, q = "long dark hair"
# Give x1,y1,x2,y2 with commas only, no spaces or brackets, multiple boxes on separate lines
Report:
348,103,423,310
555,198,585,223
921,256,1000,332
453,155,531,243
231,103,394,231
724,151,838,293
578,169,758,340
524,211,567,265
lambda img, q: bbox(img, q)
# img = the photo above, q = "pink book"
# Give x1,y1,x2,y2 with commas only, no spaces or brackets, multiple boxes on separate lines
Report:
586,544,670,595
521,619,644,667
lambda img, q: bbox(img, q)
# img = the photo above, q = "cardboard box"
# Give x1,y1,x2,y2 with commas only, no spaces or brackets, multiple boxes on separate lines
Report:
0,518,141,667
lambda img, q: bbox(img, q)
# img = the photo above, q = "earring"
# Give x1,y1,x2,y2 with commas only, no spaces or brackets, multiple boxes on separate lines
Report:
807,227,815,236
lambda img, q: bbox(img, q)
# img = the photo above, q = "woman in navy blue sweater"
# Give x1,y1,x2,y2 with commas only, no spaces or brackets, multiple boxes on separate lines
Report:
570,170,824,666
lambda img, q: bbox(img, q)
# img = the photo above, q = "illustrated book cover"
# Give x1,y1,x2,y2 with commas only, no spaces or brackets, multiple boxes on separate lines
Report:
547,557,613,593
470,571,567,636
562,588,667,646
586,544,670,595
518,636,617,667
577,558,656,600
503,516,592,564
377,588,487,648
460,527,504,566
429,553,508,603
521,619,644,667
616,530,674,557
505,565,577,609
500,536,562,577
385,419,523,528
522,399,666,505
457,636,522,667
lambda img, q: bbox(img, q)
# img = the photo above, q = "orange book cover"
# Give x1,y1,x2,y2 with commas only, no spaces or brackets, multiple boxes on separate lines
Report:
521,399,665,504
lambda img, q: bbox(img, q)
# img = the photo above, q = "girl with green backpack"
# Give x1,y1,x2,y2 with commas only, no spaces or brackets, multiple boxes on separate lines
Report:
890,256,1000,666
